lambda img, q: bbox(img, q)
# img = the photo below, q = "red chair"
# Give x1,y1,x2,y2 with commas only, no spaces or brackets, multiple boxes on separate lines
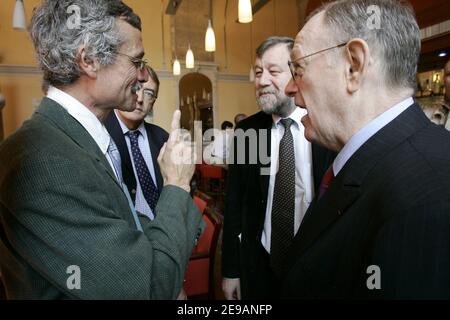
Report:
184,207,222,299
197,163,225,194
193,195,207,215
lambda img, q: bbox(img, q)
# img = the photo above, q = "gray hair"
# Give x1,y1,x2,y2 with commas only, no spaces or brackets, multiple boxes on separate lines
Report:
256,36,294,58
29,0,141,87
309,0,421,91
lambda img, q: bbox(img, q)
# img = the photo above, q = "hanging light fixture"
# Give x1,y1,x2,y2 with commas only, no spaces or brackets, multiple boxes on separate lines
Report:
173,57,181,76
238,0,252,23
205,0,216,52
185,1,195,69
12,0,26,30
186,44,195,69
205,19,216,52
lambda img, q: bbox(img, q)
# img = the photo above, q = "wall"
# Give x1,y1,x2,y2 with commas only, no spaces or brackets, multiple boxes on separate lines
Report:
0,0,300,138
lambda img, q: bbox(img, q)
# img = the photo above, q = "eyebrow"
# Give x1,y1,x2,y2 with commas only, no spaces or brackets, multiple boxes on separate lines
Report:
256,63,284,70
133,51,145,59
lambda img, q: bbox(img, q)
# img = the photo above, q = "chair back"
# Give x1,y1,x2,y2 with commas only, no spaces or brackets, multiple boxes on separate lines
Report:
184,207,222,299
193,196,207,215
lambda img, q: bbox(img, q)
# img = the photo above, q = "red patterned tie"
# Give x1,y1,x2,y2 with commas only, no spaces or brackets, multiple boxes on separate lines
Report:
318,166,334,200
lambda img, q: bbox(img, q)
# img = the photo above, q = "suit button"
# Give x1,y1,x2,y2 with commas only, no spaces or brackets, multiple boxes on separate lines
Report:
131,189,136,194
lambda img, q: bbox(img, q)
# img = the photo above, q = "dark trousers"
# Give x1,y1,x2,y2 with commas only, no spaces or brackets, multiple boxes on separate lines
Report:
245,243,280,299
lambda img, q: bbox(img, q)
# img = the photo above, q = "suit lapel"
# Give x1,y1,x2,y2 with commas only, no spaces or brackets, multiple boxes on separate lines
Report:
105,112,135,188
258,114,273,202
283,102,429,274
283,173,361,273
36,98,121,188
145,124,164,192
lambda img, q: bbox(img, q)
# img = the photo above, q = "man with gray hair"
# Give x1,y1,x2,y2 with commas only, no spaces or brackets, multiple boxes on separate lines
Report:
222,36,334,299
282,0,450,298
0,0,203,299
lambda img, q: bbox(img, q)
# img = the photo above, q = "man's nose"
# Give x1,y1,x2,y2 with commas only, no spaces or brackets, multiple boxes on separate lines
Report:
285,78,298,97
137,67,149,83
258,70,272,87
136,90,144,104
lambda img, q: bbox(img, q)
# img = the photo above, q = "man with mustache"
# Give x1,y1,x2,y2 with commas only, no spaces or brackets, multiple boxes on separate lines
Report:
105,67,167,221
221,36,335,299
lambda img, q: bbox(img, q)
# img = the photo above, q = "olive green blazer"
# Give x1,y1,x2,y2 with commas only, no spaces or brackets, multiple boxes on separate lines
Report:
0,98,204,299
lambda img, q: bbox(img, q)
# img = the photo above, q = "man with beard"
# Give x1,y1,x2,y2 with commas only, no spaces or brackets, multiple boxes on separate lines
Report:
221,36,335,299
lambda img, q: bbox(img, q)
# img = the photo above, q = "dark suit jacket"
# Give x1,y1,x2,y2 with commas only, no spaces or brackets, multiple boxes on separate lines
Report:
281,103,450,299
104,111,168,202
221,111,336,299
0,98,204,299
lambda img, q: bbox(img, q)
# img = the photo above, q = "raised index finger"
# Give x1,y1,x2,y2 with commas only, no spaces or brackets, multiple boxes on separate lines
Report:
168,110,181,143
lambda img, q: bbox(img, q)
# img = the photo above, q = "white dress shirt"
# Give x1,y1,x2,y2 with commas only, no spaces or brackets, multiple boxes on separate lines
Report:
261,107,314,253
115,110,158,220
46,86,119,180
333,97,414,175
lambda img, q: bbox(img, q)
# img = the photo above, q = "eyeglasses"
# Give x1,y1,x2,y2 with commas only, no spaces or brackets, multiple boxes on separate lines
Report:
117,52,149,71
288,42,347,80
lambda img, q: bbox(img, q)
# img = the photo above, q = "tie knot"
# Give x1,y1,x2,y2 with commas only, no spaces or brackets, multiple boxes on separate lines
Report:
128,130,140,143
280,118,293,129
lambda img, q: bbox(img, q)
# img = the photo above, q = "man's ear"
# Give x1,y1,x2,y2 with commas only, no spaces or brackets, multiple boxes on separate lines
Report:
343,38,370,93
77,46,98,79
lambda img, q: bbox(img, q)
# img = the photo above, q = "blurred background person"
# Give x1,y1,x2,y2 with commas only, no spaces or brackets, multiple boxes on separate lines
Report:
234,113,247,127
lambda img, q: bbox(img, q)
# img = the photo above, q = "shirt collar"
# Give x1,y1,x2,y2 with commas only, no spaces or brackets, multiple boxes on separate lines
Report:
114,110,146,140
333,97,414,175
272,107,307,129
47,86,111,155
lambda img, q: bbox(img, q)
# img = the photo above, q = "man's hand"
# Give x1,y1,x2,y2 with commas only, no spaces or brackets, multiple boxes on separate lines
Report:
158,110,195,193
177,287,187,300
222,278,241,300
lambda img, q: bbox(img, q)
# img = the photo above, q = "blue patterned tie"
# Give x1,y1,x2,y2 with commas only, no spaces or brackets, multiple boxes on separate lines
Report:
127,131,159,214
